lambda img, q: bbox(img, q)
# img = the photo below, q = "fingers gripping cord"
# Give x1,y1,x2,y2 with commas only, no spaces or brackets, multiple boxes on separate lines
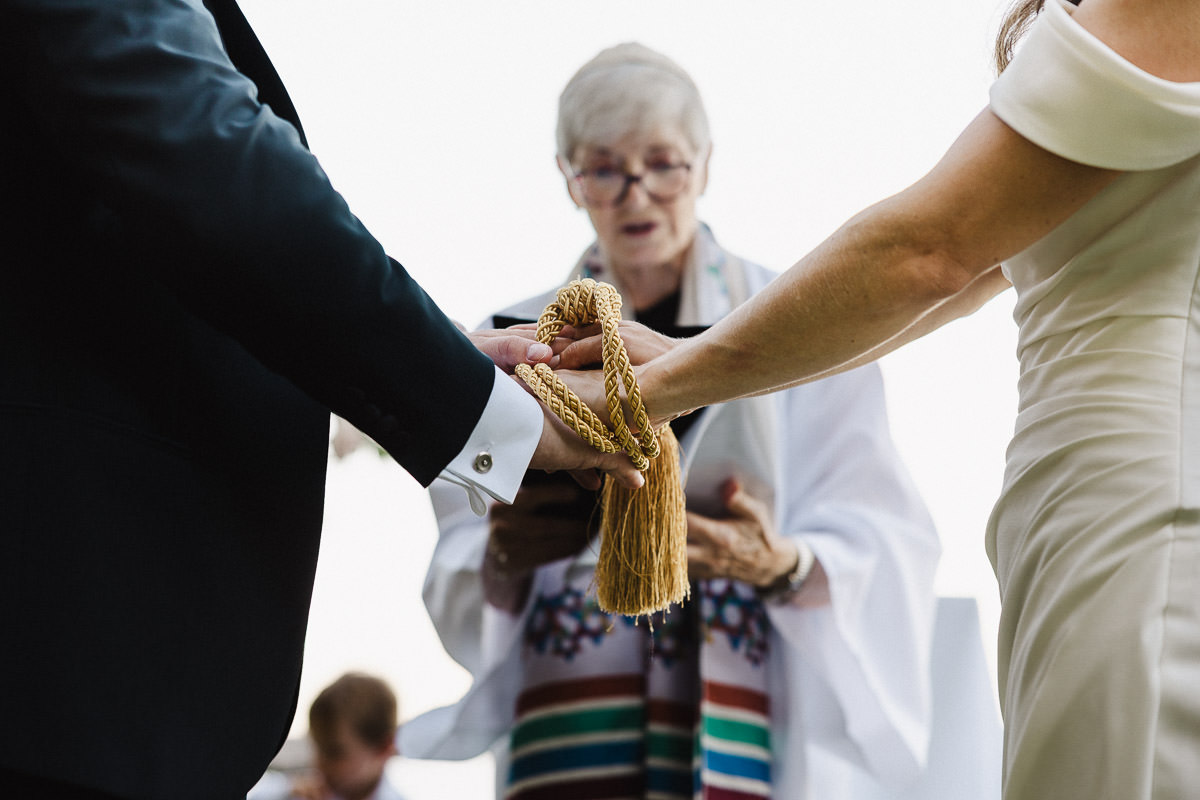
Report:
516,279,689,617
516,279,658,468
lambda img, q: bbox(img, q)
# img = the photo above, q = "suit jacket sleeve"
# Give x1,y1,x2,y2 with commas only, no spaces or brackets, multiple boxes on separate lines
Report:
3,0,493,484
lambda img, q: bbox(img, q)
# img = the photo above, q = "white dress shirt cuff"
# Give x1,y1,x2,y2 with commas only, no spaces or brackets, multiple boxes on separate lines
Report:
437,367,543,514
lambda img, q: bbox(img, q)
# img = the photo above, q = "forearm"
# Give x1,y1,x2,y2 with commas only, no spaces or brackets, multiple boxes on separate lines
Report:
640,106,1119,422
5,0,496,480
641,201,976,419
824,262,1011,377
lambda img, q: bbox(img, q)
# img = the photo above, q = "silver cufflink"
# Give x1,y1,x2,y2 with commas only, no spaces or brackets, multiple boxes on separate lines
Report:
473,451,493,474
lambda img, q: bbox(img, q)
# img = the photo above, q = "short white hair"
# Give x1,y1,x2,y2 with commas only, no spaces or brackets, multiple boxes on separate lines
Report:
556,42,711,164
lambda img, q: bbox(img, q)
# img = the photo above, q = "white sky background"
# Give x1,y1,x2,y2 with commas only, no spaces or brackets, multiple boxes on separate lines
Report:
238,0,1015,793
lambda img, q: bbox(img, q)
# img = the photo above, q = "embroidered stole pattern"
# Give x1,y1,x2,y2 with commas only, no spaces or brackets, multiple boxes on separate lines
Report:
506,582,772,799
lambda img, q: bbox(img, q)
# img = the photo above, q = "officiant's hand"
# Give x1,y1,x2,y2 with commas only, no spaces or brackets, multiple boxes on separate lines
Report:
686,479,798,587
482,477,599,610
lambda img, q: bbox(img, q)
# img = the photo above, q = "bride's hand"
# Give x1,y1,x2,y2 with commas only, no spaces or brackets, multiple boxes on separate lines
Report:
552,320,679,368
552,364,679,433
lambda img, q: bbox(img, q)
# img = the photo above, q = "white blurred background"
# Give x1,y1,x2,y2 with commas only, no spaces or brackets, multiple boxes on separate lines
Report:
238,1,1016,794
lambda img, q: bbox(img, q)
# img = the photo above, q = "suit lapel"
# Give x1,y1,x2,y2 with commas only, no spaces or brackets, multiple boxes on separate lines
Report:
202,0,308,147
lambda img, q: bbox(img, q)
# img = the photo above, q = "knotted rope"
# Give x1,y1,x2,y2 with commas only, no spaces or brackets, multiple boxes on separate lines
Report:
516,279,689,617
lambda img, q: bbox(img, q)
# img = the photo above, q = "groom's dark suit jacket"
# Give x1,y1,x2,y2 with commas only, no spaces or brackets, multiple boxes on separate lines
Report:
0,1,495,797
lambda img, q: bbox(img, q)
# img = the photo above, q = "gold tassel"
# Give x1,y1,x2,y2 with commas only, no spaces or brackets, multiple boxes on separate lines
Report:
595,424,689,616
515,279,688,617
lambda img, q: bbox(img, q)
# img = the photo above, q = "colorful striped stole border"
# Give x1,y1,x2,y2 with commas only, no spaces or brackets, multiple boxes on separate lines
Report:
506,675,695,800
696,681,771,799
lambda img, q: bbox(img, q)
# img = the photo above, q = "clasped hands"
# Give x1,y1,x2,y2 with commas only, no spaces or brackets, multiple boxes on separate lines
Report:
470,321,814,611
467,319,677,491
480,474,801,611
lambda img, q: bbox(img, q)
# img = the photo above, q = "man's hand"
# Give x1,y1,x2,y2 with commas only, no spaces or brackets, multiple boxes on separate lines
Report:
466,326,554,374
477,318,663,490
528,400,644,491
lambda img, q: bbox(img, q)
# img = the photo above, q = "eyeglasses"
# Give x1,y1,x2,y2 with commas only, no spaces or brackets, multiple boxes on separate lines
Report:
572,162,692,207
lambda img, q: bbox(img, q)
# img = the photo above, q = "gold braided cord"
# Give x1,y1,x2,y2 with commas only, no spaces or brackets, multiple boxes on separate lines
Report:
515,279,658,471
515,278,689,617
518,362,622,457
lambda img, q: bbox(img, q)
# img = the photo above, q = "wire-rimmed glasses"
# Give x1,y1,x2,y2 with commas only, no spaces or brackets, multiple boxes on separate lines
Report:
572,162,692,207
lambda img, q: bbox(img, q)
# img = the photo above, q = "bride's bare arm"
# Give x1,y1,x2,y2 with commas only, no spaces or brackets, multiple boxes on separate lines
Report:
638,0,1200,421
638,107,1117,421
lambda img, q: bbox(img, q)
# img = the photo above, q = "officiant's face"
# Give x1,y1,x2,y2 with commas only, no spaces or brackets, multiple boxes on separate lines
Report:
567,123,707,283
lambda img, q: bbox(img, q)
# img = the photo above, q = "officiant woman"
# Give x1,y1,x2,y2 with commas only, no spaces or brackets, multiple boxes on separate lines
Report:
401,42,998,799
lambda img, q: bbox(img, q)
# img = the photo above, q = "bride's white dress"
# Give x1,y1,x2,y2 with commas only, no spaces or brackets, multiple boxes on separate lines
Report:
987,2,1200,797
